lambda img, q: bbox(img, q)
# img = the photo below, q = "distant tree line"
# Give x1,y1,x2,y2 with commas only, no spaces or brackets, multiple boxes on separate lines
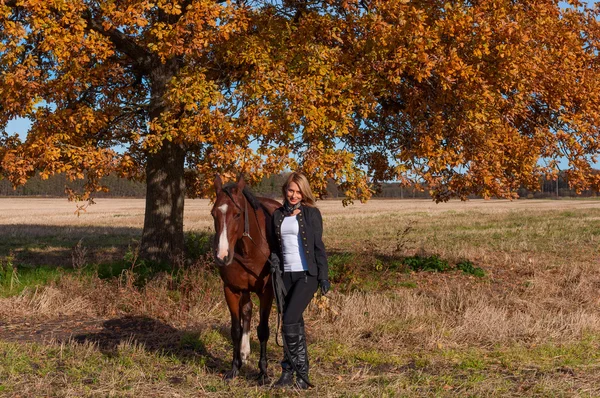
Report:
374,171,599,199
0,171,597,199
0,173,146,198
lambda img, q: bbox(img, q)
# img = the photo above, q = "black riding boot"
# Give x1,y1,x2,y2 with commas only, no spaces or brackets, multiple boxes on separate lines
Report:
275,323,311,389
273,358,293,387
295,323,310,389
273,325,295,388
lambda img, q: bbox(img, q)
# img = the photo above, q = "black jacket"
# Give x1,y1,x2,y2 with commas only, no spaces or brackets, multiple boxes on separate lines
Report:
272,205,329,281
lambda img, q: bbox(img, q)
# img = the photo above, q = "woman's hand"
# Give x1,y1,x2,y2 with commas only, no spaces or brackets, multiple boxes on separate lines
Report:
269,253,280,273
318,279,330,295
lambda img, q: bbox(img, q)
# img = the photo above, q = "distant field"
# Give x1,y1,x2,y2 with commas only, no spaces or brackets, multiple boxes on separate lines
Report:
1,198,600,397
3,196,600,226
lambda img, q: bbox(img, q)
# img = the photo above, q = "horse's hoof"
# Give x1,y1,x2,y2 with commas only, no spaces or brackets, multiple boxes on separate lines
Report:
223,369,238,381
256,373,270,386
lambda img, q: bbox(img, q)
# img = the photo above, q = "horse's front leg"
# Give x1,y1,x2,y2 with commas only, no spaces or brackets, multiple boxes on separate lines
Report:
240,292,252,365
256,285,274,385
223,286,242,380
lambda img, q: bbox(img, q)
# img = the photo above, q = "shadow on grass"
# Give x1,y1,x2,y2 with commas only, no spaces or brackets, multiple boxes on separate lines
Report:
0,224,142,266
71,315,230,373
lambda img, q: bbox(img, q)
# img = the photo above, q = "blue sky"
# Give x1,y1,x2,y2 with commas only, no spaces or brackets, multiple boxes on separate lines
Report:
6,117,30,138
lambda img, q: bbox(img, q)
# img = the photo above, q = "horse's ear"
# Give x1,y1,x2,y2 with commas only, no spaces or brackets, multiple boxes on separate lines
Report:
237,174,246,191
214,174,223,194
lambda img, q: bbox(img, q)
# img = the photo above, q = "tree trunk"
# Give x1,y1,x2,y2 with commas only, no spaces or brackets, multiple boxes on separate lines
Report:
140,140,186,264
139,58,185,264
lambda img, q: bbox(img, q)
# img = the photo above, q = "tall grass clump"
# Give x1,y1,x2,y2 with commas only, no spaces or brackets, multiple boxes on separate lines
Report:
0,253,19,293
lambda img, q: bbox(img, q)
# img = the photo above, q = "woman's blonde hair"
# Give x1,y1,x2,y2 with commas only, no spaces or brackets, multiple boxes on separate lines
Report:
282,172,316,207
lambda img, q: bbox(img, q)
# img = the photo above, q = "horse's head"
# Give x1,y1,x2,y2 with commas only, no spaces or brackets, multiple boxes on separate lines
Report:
211,175,247,266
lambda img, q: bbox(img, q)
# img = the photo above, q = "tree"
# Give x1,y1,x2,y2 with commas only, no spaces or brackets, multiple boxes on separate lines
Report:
1,0,600,263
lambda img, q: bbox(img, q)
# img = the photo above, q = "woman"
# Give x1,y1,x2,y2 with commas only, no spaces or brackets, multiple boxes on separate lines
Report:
271,172,330,389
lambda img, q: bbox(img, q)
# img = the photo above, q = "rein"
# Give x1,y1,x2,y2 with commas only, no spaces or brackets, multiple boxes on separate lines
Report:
225,191,313,388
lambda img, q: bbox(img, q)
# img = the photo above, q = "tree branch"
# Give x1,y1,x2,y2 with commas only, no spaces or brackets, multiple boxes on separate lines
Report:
82,9,154,73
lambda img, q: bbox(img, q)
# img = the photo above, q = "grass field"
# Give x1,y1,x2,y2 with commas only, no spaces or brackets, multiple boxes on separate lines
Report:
1,197,600,397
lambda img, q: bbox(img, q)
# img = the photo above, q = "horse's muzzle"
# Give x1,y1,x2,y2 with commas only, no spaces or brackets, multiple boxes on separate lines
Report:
214,250,234,266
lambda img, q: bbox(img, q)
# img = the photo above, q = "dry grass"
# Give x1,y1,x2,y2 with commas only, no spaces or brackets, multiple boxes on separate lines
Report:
1,197,600,396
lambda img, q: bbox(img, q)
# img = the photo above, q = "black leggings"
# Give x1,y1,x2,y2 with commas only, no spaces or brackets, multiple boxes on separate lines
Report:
282,271,318,325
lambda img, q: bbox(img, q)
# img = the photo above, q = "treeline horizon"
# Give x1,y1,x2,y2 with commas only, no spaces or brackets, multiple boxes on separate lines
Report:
0,172,597,200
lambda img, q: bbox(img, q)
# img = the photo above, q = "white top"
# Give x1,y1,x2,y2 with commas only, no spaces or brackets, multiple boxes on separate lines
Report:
281,215,308,272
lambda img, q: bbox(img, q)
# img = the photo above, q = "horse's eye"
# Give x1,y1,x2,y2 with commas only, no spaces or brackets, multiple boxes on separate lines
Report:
234,213,241,219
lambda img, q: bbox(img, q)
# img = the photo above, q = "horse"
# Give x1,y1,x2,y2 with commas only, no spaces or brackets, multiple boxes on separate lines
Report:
211,174,281,383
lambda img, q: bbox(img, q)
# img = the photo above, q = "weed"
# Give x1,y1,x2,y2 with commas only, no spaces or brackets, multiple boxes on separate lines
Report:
0,253,20,292
71,238,87,271
456,259,486,277
387,260,409,272
0,258,10,284
95,261,130,279
123,239,143,269
184,229,213,260
458,357,485,370
328,252,355,282
404,255,451,272
395,220,416,255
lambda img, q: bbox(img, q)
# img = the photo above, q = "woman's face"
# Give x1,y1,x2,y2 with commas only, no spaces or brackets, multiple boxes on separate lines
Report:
286,181,303,205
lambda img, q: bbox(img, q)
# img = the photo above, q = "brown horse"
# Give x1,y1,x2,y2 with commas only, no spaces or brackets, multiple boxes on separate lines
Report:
211,175,280,383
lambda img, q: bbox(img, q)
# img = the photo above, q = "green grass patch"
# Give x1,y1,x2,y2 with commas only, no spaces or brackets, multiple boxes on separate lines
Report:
441,335,600,373
0,246,218,297
456,259,486,277
403,255,451,272
199,329,228,350
0,258,68,297
313,340,403,368
398,281,418,288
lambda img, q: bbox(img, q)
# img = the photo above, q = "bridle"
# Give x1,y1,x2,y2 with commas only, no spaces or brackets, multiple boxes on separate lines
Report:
222,188,253,240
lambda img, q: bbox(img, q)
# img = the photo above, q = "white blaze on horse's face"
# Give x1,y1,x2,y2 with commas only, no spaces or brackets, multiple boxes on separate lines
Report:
216,204,229,262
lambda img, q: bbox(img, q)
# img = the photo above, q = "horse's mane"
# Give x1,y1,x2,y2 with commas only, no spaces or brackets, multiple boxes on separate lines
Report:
222,182,262,211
